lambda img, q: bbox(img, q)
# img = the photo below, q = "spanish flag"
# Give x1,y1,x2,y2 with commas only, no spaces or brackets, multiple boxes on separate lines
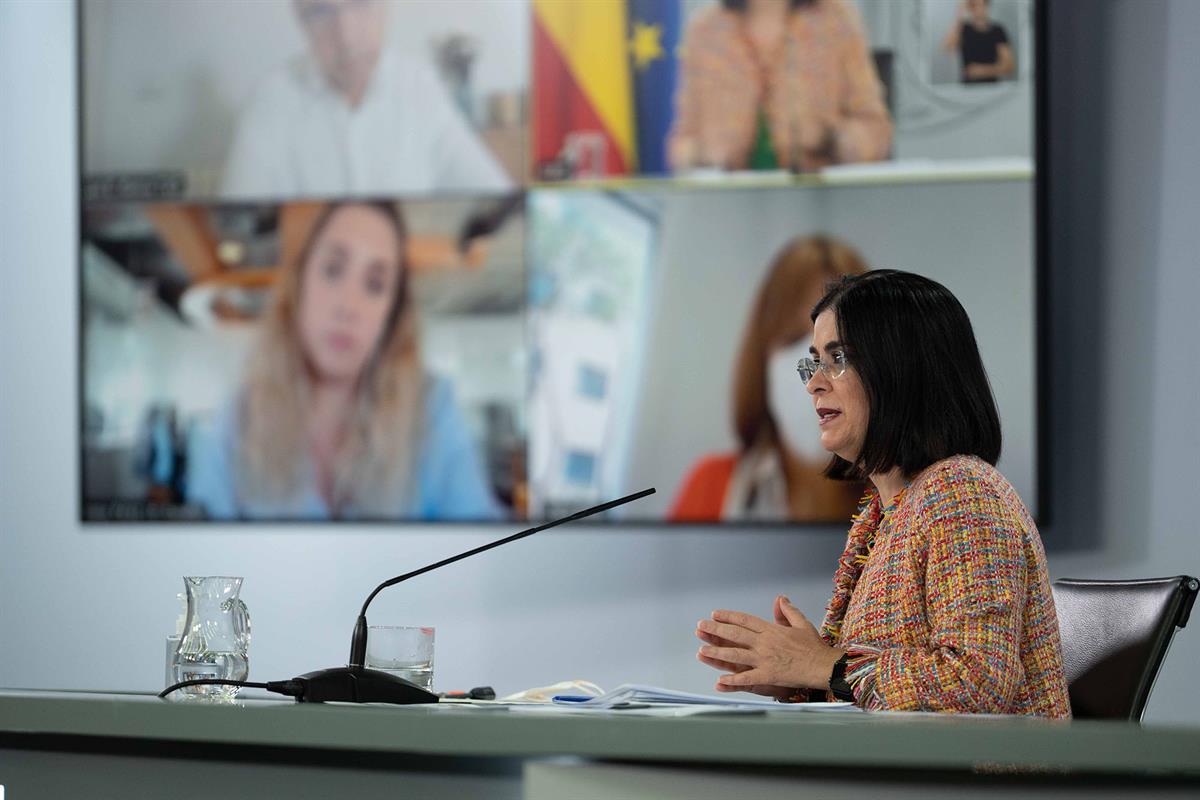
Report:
533,0,636,177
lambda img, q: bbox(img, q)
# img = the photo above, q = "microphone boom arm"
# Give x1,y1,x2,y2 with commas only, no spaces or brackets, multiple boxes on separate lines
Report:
347,487,656,669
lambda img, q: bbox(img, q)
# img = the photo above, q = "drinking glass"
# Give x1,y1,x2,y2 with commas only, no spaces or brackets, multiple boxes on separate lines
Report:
365,626,435,691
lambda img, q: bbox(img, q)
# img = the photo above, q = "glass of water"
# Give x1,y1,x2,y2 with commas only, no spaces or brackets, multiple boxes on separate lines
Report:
365,626,435,691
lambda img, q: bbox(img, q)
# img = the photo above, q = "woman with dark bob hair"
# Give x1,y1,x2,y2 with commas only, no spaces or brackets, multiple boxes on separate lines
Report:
695,270,1070,716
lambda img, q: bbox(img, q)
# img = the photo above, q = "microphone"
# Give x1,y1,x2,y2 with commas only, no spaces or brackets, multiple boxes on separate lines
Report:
287,487,656,704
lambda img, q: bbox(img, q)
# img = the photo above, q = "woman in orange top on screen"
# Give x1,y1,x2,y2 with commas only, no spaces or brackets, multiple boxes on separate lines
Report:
668,0,892,173
669,236,866,522
694,271,1070,716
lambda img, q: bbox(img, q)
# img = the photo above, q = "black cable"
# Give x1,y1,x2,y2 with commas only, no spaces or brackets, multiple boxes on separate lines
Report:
159,678,304,699
159,679,268,697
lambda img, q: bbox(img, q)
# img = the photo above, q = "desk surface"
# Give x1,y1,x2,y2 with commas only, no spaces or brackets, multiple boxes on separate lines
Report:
2,690,1199,778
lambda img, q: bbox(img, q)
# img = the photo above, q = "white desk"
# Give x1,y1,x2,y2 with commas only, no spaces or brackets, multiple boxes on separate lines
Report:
2,690,1198,799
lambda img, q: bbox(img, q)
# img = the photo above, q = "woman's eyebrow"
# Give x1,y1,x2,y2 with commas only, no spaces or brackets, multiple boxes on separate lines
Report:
810,340,843,356
320,241,348,259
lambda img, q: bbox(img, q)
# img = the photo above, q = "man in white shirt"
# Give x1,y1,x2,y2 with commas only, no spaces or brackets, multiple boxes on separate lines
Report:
223,0,511,199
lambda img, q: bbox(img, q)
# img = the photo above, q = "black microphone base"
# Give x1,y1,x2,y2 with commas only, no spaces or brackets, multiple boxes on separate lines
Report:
293,667,439,705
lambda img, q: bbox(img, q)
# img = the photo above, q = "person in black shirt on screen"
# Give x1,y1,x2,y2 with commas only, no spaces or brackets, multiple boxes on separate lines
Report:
942,0,1015,84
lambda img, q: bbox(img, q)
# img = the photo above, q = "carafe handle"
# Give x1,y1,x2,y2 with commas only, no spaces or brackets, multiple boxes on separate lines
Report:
224,598,251,652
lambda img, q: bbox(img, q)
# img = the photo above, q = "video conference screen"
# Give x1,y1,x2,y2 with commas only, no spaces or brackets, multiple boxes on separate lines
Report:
80,0,1039,524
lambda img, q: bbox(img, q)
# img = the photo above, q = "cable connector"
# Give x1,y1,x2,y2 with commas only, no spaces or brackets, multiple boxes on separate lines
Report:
264,679,306,699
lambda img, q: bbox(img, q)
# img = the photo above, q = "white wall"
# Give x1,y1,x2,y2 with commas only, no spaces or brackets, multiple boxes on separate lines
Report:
2,0,1198,724
1039,0,1200,720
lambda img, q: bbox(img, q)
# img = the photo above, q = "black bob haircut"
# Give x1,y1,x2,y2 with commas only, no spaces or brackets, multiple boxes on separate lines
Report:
810,269,1002,482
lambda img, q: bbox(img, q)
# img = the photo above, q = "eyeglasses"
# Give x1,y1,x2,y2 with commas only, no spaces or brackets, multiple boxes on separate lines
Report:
796,350,849,384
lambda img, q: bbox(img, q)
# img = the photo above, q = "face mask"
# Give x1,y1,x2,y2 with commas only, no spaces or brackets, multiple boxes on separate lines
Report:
767,336,827,462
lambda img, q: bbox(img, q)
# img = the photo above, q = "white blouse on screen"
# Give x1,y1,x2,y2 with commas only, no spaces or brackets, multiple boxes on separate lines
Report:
222,46,511,199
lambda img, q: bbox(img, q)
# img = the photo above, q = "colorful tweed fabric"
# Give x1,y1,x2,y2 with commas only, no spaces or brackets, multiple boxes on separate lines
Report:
669,0,893,171
814,455,1071,717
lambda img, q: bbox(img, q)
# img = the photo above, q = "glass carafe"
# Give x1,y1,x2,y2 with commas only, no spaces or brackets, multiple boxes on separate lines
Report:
171,576,251,700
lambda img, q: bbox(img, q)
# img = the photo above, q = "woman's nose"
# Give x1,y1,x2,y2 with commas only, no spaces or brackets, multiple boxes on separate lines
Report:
331,292,359,321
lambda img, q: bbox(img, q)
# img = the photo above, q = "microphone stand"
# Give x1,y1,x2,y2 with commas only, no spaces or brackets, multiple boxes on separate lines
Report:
288,488,656,704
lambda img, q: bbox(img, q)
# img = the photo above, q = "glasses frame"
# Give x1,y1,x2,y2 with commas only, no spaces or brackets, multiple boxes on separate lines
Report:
796,351,849,385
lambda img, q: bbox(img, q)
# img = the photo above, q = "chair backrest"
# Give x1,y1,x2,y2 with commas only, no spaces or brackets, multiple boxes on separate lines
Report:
1052,575,1198,721
871,49,895,116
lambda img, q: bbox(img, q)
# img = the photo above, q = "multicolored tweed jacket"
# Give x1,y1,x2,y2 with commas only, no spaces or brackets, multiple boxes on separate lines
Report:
815,455,1071,717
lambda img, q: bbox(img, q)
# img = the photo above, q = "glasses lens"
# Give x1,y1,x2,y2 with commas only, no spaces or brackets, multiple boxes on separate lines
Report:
827,351,849,380
796,359,815,384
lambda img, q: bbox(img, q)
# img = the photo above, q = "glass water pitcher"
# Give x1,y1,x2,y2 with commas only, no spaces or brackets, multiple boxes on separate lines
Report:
170,576,251,700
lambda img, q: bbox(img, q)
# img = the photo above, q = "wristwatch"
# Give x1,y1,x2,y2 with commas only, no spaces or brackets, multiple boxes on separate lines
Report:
828,653,855,702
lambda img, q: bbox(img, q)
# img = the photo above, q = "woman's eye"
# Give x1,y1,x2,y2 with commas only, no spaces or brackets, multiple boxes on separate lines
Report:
321,259,344,281
831,351,847,365
364,264,388,296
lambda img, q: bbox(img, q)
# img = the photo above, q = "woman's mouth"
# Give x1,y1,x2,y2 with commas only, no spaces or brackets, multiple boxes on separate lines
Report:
816,408,841,426
326,332,356,352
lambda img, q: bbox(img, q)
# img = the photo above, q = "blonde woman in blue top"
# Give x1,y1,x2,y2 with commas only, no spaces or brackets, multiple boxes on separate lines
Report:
188,201,501,521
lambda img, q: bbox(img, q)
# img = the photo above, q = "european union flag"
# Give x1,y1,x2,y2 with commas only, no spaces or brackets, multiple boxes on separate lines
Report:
628,0,680,175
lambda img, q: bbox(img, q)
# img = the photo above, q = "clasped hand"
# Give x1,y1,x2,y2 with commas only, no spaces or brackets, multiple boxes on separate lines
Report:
695,595,843,699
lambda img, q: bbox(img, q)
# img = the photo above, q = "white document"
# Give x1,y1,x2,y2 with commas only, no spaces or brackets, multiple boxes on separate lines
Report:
554,684,860,712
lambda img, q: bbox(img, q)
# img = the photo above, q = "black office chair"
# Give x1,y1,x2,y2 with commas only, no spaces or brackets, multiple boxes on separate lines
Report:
1052,575,1198,721
871,49,894,117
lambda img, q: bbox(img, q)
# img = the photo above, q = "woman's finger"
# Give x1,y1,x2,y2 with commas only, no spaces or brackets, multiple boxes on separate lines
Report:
711,609,768,633
777,596,813,630
773,595,791,626
699,645,757,666
714,678,777,696
697,651,750,673
697,618,756,646
694,628,744,649
716,667,766,687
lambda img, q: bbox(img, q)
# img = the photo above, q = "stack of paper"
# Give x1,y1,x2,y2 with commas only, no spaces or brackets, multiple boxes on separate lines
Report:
556,684,860,712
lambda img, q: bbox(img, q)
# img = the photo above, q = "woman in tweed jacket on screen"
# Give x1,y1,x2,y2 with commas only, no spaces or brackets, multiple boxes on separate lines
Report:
695,270,1070,717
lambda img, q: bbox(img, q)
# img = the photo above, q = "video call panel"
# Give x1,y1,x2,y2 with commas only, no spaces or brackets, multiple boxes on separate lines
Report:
79,0,1037,524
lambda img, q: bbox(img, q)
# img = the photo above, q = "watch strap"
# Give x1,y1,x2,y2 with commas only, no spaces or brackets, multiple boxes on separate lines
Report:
829,653,855,702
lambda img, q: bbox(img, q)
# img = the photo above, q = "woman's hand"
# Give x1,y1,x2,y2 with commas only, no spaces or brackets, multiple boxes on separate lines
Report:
695,595,844,692
794,112,836,159
668,135,697,172
965,62,999,81
695,628,794,700
695,594,799,700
